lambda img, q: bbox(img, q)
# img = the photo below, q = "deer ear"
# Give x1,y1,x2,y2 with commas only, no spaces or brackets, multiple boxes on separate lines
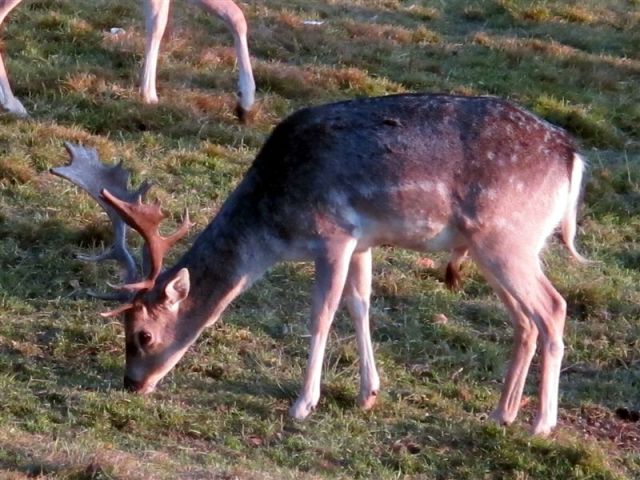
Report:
163,268,190,307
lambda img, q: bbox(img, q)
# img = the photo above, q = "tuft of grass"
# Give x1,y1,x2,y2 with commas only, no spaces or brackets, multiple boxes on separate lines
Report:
0,155,37,184
0,0,639,478
533,95,623,148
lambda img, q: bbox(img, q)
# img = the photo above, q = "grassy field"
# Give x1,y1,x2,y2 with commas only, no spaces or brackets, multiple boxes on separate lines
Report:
0,0,639,478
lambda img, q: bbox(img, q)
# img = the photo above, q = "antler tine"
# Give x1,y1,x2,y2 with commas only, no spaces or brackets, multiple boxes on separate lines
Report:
165,209,194,248
101,189,194,292
50,142,151,291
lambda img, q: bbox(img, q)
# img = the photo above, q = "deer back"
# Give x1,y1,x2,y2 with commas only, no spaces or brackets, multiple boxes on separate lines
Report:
226,94,577,257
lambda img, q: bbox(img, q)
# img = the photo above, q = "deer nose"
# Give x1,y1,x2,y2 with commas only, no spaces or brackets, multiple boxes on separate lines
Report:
123,375,142,392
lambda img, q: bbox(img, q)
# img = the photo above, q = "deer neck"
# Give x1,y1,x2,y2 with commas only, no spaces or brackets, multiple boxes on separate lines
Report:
164,175,281,329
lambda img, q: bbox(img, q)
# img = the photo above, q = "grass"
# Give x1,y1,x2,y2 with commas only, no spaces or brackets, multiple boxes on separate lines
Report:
0,0,639,478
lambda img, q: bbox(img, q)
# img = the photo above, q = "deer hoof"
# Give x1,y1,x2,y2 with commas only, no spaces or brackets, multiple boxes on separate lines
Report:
2,98,29,118
358,390,378,411
141,92,159,105
234,103,254,124
289,398,316,420
531,417,555,436
488,408,515,427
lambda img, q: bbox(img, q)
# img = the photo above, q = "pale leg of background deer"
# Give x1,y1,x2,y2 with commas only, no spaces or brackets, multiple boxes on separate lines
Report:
0,0,28,116
342,248,380,410
196,0,255,118
290,239,357,420
142,0,255,116
471,246,566,435
140,0,171,104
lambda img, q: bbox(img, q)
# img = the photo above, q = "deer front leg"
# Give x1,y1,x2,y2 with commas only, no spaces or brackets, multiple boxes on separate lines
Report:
343,248,380,411
140,0,171,104
0,0,28,116
195,0,255,121
290,239,357,420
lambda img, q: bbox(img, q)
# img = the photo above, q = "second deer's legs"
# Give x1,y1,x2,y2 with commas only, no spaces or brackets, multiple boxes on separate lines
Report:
0,0,28,116
140,0,171,104
194,0,255,120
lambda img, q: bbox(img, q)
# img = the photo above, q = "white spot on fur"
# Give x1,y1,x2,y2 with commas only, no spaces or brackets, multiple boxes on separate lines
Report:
360,180,440,197
436,182,448,197
494,217,509,230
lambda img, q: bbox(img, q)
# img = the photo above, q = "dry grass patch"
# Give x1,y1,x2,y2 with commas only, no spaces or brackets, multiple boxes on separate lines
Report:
196,46,238,69
0,156,37,185
556,5,599,24
534,94,622,147
1,1,639,478
342,20,416,44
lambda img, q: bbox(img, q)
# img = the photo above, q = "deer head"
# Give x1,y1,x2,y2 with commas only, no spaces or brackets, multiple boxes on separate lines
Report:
52,143,195,392
99,188,194,393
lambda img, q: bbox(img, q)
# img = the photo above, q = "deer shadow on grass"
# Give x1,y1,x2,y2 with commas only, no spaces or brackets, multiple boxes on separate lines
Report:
0,444,65,479
0,438,116,479
0,213,121,302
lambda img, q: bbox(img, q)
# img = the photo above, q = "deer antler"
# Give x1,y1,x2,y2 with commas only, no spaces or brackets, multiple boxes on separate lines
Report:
50,143,152,297
100,189,193,292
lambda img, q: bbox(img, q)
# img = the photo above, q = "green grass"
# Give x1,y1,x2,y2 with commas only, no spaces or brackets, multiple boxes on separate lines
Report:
1,0,639,478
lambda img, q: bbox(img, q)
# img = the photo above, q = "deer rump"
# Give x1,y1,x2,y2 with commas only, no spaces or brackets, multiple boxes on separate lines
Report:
55,93,585,437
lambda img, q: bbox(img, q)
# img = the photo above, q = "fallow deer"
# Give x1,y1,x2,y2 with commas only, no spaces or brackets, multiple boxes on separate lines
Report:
53,93,587,436
0,0,255,120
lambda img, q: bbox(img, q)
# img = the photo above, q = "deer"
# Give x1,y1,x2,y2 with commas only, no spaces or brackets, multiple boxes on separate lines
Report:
0,0,255,121
52,93,587,436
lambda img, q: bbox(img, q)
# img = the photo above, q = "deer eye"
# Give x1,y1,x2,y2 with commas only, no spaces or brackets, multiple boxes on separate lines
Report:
138,331,153,348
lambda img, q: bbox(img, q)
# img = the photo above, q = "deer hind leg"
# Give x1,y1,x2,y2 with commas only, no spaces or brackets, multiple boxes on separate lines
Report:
0,0,28,116
289,238,357,420
476,268,539,426
342,248,380,411
194,0,255,121
471,246,566,436
140,0,171,104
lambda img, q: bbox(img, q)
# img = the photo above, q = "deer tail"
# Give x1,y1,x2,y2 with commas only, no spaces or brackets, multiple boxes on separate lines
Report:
561,153,589,264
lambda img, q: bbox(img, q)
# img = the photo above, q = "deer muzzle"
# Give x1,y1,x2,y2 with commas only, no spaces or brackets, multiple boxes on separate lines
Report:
123,375,156,394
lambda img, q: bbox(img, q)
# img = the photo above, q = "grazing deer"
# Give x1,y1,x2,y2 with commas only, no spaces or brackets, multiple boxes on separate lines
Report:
0,0,255,120
53,93,586,436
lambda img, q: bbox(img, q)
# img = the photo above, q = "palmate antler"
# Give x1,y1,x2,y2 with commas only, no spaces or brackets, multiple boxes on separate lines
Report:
100,190,193,292
51,143,192,302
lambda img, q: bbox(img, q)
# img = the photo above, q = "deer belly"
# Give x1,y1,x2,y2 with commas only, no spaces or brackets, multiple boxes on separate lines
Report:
359,218,461,253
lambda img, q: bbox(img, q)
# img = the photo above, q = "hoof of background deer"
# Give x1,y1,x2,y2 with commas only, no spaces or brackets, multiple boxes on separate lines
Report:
289,398,316,420
235,103,254,124
141,92,159,105
358,390,378,411
2,98,29,118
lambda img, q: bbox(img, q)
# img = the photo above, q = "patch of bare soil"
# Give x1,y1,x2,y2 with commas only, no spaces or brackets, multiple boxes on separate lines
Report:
561,404,640,452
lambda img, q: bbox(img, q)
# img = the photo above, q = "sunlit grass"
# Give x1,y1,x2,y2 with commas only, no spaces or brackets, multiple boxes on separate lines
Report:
0,0,639,478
